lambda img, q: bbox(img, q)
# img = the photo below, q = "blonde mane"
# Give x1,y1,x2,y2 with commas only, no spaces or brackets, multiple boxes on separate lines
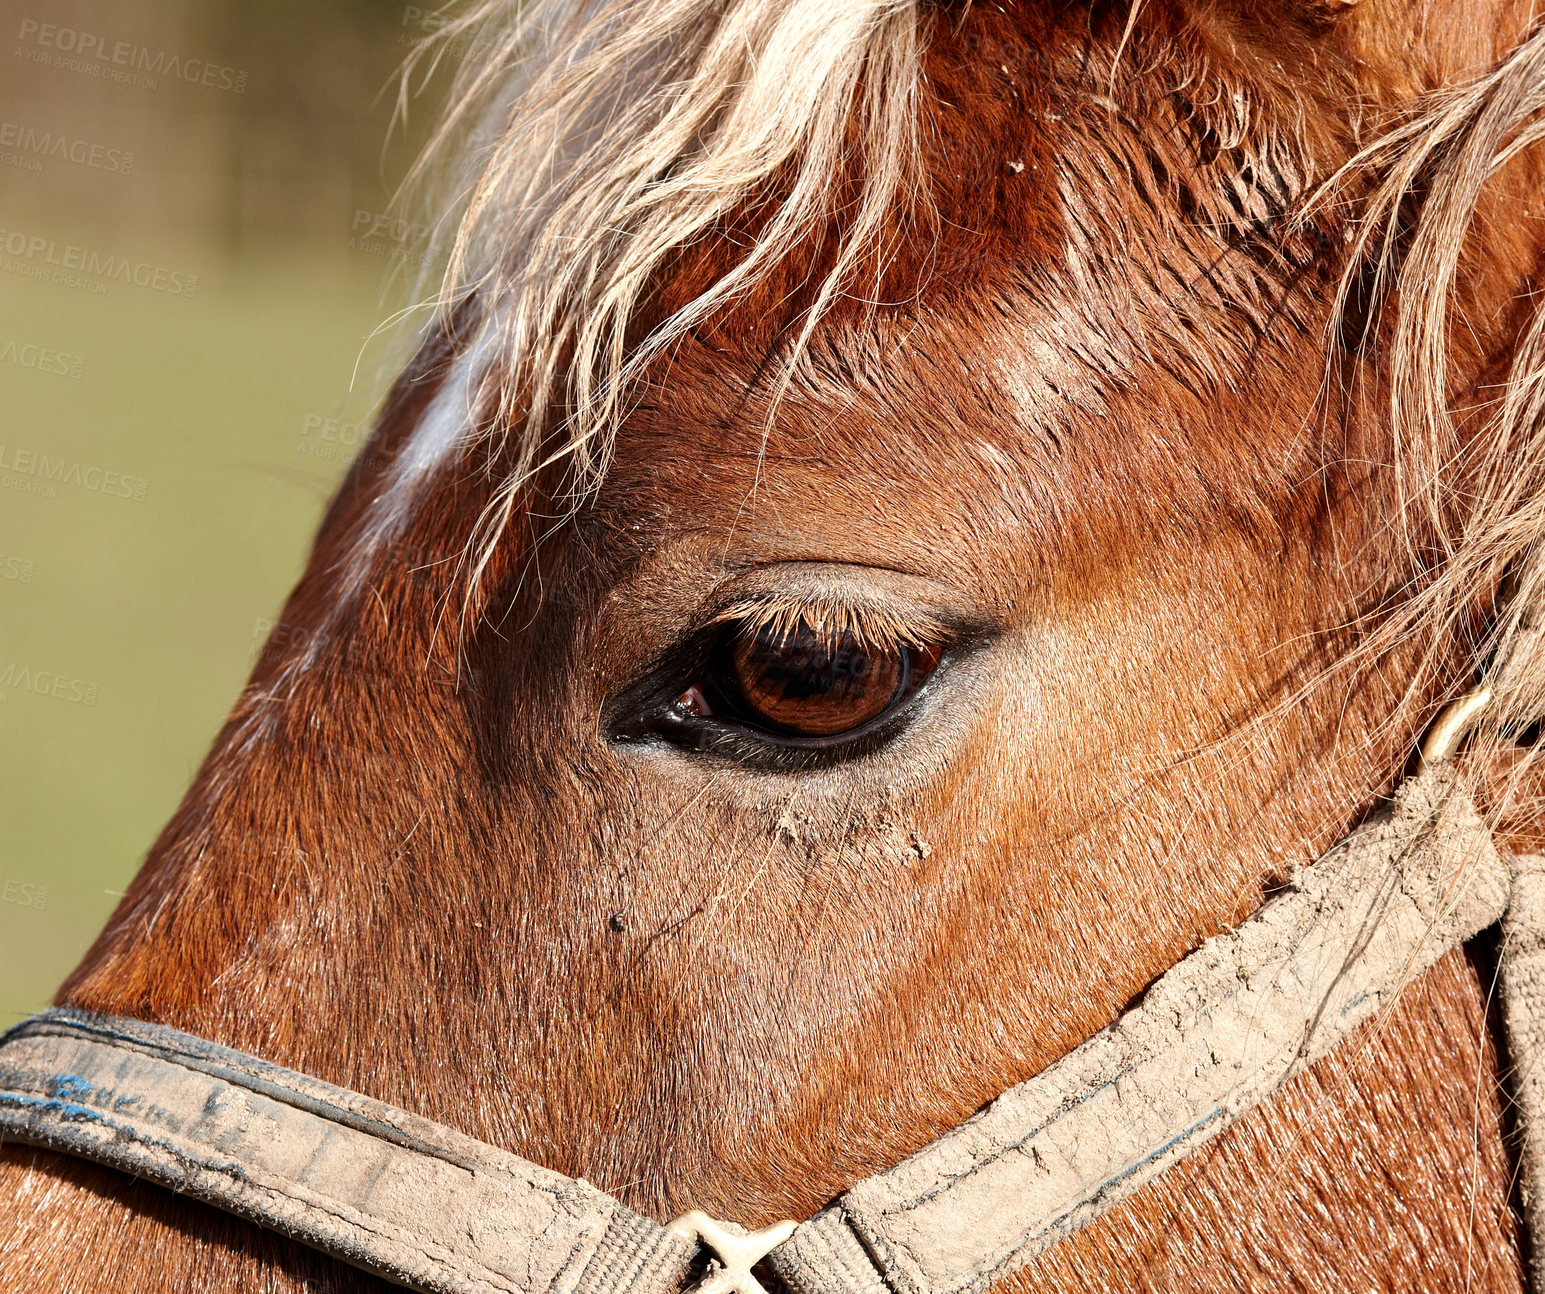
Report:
1310,25,1545,785
402,0,924,586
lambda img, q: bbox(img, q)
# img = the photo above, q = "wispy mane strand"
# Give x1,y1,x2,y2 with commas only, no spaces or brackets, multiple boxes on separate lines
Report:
403,0,925,584
1309,21,1545,793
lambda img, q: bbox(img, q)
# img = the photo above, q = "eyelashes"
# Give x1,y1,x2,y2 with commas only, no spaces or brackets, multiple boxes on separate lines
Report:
710,595,950,659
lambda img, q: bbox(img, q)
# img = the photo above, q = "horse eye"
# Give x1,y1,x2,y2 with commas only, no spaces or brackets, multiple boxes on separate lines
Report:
691,622,942,740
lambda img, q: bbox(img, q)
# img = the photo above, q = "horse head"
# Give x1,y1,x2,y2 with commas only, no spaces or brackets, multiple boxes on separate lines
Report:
6,1,1545,1289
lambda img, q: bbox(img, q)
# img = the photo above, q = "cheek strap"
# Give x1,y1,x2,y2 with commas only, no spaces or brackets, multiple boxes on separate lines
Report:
770,763,1518,1294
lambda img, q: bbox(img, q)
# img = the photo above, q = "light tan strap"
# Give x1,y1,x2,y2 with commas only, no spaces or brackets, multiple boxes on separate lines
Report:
1504,853,1545,1292
769,765,1512,1294
0,1012,695,1294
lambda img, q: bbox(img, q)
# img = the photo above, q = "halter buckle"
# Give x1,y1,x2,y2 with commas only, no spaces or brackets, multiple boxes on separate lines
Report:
666,1210,798,1294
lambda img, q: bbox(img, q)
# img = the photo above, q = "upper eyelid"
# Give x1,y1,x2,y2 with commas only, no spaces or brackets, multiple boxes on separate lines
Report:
704,560,989,628
702,560,986,656
709,594,952,652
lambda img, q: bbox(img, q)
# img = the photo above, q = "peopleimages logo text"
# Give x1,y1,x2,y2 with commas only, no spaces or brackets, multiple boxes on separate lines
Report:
0,445,149,501
0,554,36,583
0,228,197,297
0,121,133,173
15,20,248,93
1,880,49,911
0,663,98,706
0,338,83,378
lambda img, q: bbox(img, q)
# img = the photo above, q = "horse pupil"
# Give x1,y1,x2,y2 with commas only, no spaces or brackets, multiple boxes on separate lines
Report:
729,623,905,737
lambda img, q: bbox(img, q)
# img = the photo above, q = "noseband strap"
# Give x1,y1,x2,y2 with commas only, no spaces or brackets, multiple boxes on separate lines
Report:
0,1010,696,1294
1,764,1536,1293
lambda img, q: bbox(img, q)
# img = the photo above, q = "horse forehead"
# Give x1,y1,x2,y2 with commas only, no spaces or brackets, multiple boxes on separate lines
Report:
605,174,1300,522
586,261,1318,604
578,8,1328,562
603,244,1176,518
603,321,1064,538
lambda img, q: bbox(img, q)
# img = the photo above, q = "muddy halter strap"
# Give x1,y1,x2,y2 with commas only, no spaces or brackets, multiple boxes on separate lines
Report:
4,737,1545,1293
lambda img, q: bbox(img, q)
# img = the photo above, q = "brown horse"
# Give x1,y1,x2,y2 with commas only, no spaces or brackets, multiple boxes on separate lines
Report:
4,0,1545,1288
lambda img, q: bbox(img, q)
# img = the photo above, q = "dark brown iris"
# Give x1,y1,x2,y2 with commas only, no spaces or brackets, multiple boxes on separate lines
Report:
728,623,913,738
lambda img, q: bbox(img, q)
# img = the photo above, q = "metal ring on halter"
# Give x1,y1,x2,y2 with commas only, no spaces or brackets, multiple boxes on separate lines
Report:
1420,686,1495,766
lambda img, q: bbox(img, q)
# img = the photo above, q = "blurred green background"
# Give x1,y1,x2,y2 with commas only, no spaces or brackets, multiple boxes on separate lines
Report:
0,0,454,1023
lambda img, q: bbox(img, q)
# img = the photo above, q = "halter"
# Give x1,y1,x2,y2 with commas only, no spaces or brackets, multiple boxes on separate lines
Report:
4,679,1545,1293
